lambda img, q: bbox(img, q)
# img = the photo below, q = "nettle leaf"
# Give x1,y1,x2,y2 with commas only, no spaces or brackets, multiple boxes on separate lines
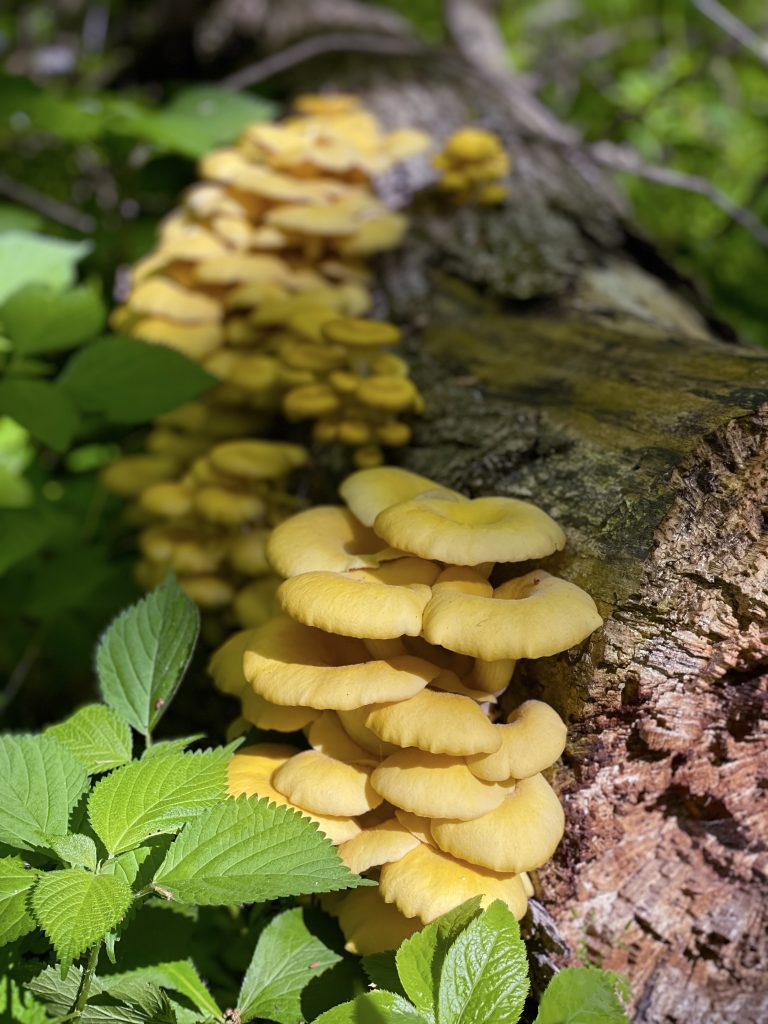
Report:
116,960,221,1020
314,991,427,1023
0,379,79,452
397,898,483,1019
0,855,41,946
2,283,105,354
48,833,98,870
0,231,91,304
88,748,229,855
436,901,528,1024
0,734,89,851
96,575,199,736
362,950,405,997
47,703,133,774
142,735,205,760
60,335,215,424
27,965,179,1023
238,907,341,1024
153,795,367,906
30,868,133,963
534,966,630,1024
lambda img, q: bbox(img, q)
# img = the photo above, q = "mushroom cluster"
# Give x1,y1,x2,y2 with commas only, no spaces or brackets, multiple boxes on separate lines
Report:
433,127,510,205
216,467,603,953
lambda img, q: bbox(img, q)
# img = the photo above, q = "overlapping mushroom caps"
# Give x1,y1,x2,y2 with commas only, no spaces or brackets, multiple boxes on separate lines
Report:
102,94,432,618
433,127,510,205
219,466,602,953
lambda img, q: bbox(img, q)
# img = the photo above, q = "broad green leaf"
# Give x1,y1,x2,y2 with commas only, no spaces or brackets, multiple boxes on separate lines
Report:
0,202,44,233
2,283,105,354
88,748,229,855
27,964,105,1014
396,898,482,1018
436,901,528,1024
0,231,91,303
117,960,221,1020
238,908,341,1024
30,868,133,963
0,508,50,573
0,977,48,1024
0,77,109,142
60,335,215,424
47,703,133,774
0,734,89,851
27,965,178,1023
0,855,40,946
101,841,171,889
0,378,79,451
314,991,427,1023
142,735,205,760
48,833,98,870
153,795,367,905
362,950,405,996
534,966,630,1024
96,575,200,736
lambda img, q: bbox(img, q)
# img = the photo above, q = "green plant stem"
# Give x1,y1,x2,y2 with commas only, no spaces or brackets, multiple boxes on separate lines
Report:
70,940,101,1021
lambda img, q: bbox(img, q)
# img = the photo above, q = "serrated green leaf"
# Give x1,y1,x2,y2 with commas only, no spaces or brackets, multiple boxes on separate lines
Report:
0,734,89,851
116,960,221,1020
88,748,229,855
47,703,133,774
362,950,406,997
0,855,40,946
436,901,528,1024
2,283,105,354
153,796,367,906
238,907,341,1024
26,965,179,1023
0,378,79,451
27,963,106,1014
534,966,630,1024
0,231,91,304
47,833,98,870
142,735,205,760
396,898,482,1018
30,868,133,963
60,335,215,424
96,575,199,736
314,990,427,1023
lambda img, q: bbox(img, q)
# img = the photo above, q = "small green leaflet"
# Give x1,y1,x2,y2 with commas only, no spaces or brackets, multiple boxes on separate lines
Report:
88,748,230,855
30,868,133,964
47,703,133,773
142,735,205,760
60,335,215,424
0,856,40,946
27,966,179,1023
0,378,79,452
96,575,199,736
437,901,528,1024
238,908,341,1024
114,960,221,1020
1,283,105,354
0,231,91,304
153,796,368,905
0,734,88,851
314,991,426,1023
534,966,630,1024
47,833,98,870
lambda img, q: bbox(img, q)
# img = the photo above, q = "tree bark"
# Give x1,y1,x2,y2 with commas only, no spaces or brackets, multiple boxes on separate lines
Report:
229,5,768,1018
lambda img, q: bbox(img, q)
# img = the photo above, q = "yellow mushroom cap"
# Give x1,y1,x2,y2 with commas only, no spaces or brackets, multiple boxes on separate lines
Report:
240,687,318,732
128,278,221,324
193,486,266,526
378,843,528,924
227,744,361,845
243,617,438,710
337,707,401,760
356,375,419,412
272,749,382,817
370,749,509,820
339,467,460,527
233,578,281,629
283,384,340,420
179,575,234,609
139,482,193,519
373,495,566,565
333,886,423,955
431,773,565,874
394,809,435,846
422,570,603,660
338,819,420,874
227,529,271,576
293,93,362,115
276,558,437,639
265,203,361,238
209,440,308,480
336,213,409,256
306,711,378,766
321,317,401,348
131,318,222,360
101,454,179,498
194,253,290,286
208,628,254,696
466,700,567,782
444,128,504,163
266,506,400,577
363,690,501,756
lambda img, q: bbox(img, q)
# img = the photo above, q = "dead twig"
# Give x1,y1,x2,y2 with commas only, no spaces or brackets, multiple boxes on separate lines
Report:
0,173,95,234
692,0,768,68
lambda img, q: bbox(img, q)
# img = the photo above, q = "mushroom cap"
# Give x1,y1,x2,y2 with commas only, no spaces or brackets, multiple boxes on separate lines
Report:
355,375,419,412
293,93,362,115
337,707,401,760
422,570,603,660
101,454,179,498
464,658,517,694
180,574,234,608
227,529,271,576
443,127,504,162
370,749,509,820
265,202,361,237
364,690,501,756
208,628,253,696
466,700,567,782
233,577,281,629
283,384,341,420
333,886,423,955
193,486,265,526
139,481,193,519
336,214,408,255
321,318,401,349
373,495,566,565
128,278,221,324
394,809,435,846
209,440,307,480
378,843,529,924
338,818,420,874
431,773,565,874
272,749,382,816
306,711,378,766
276,558,438,639
227,743,361,844
241,687,318,732
243,617,438,709
339,467,460,527
431,565,493,598
266,506,400,577
194,253,290,286
131,318,222,359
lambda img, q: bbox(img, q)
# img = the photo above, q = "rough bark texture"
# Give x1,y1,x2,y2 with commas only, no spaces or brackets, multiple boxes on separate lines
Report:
224,4,767,1018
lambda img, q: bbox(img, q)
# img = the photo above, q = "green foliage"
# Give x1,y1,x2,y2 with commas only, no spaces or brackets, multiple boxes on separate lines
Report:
2,282,106,354
533,965,631,1024
0,231,91,303
0,856,41,947
47,703,134,773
